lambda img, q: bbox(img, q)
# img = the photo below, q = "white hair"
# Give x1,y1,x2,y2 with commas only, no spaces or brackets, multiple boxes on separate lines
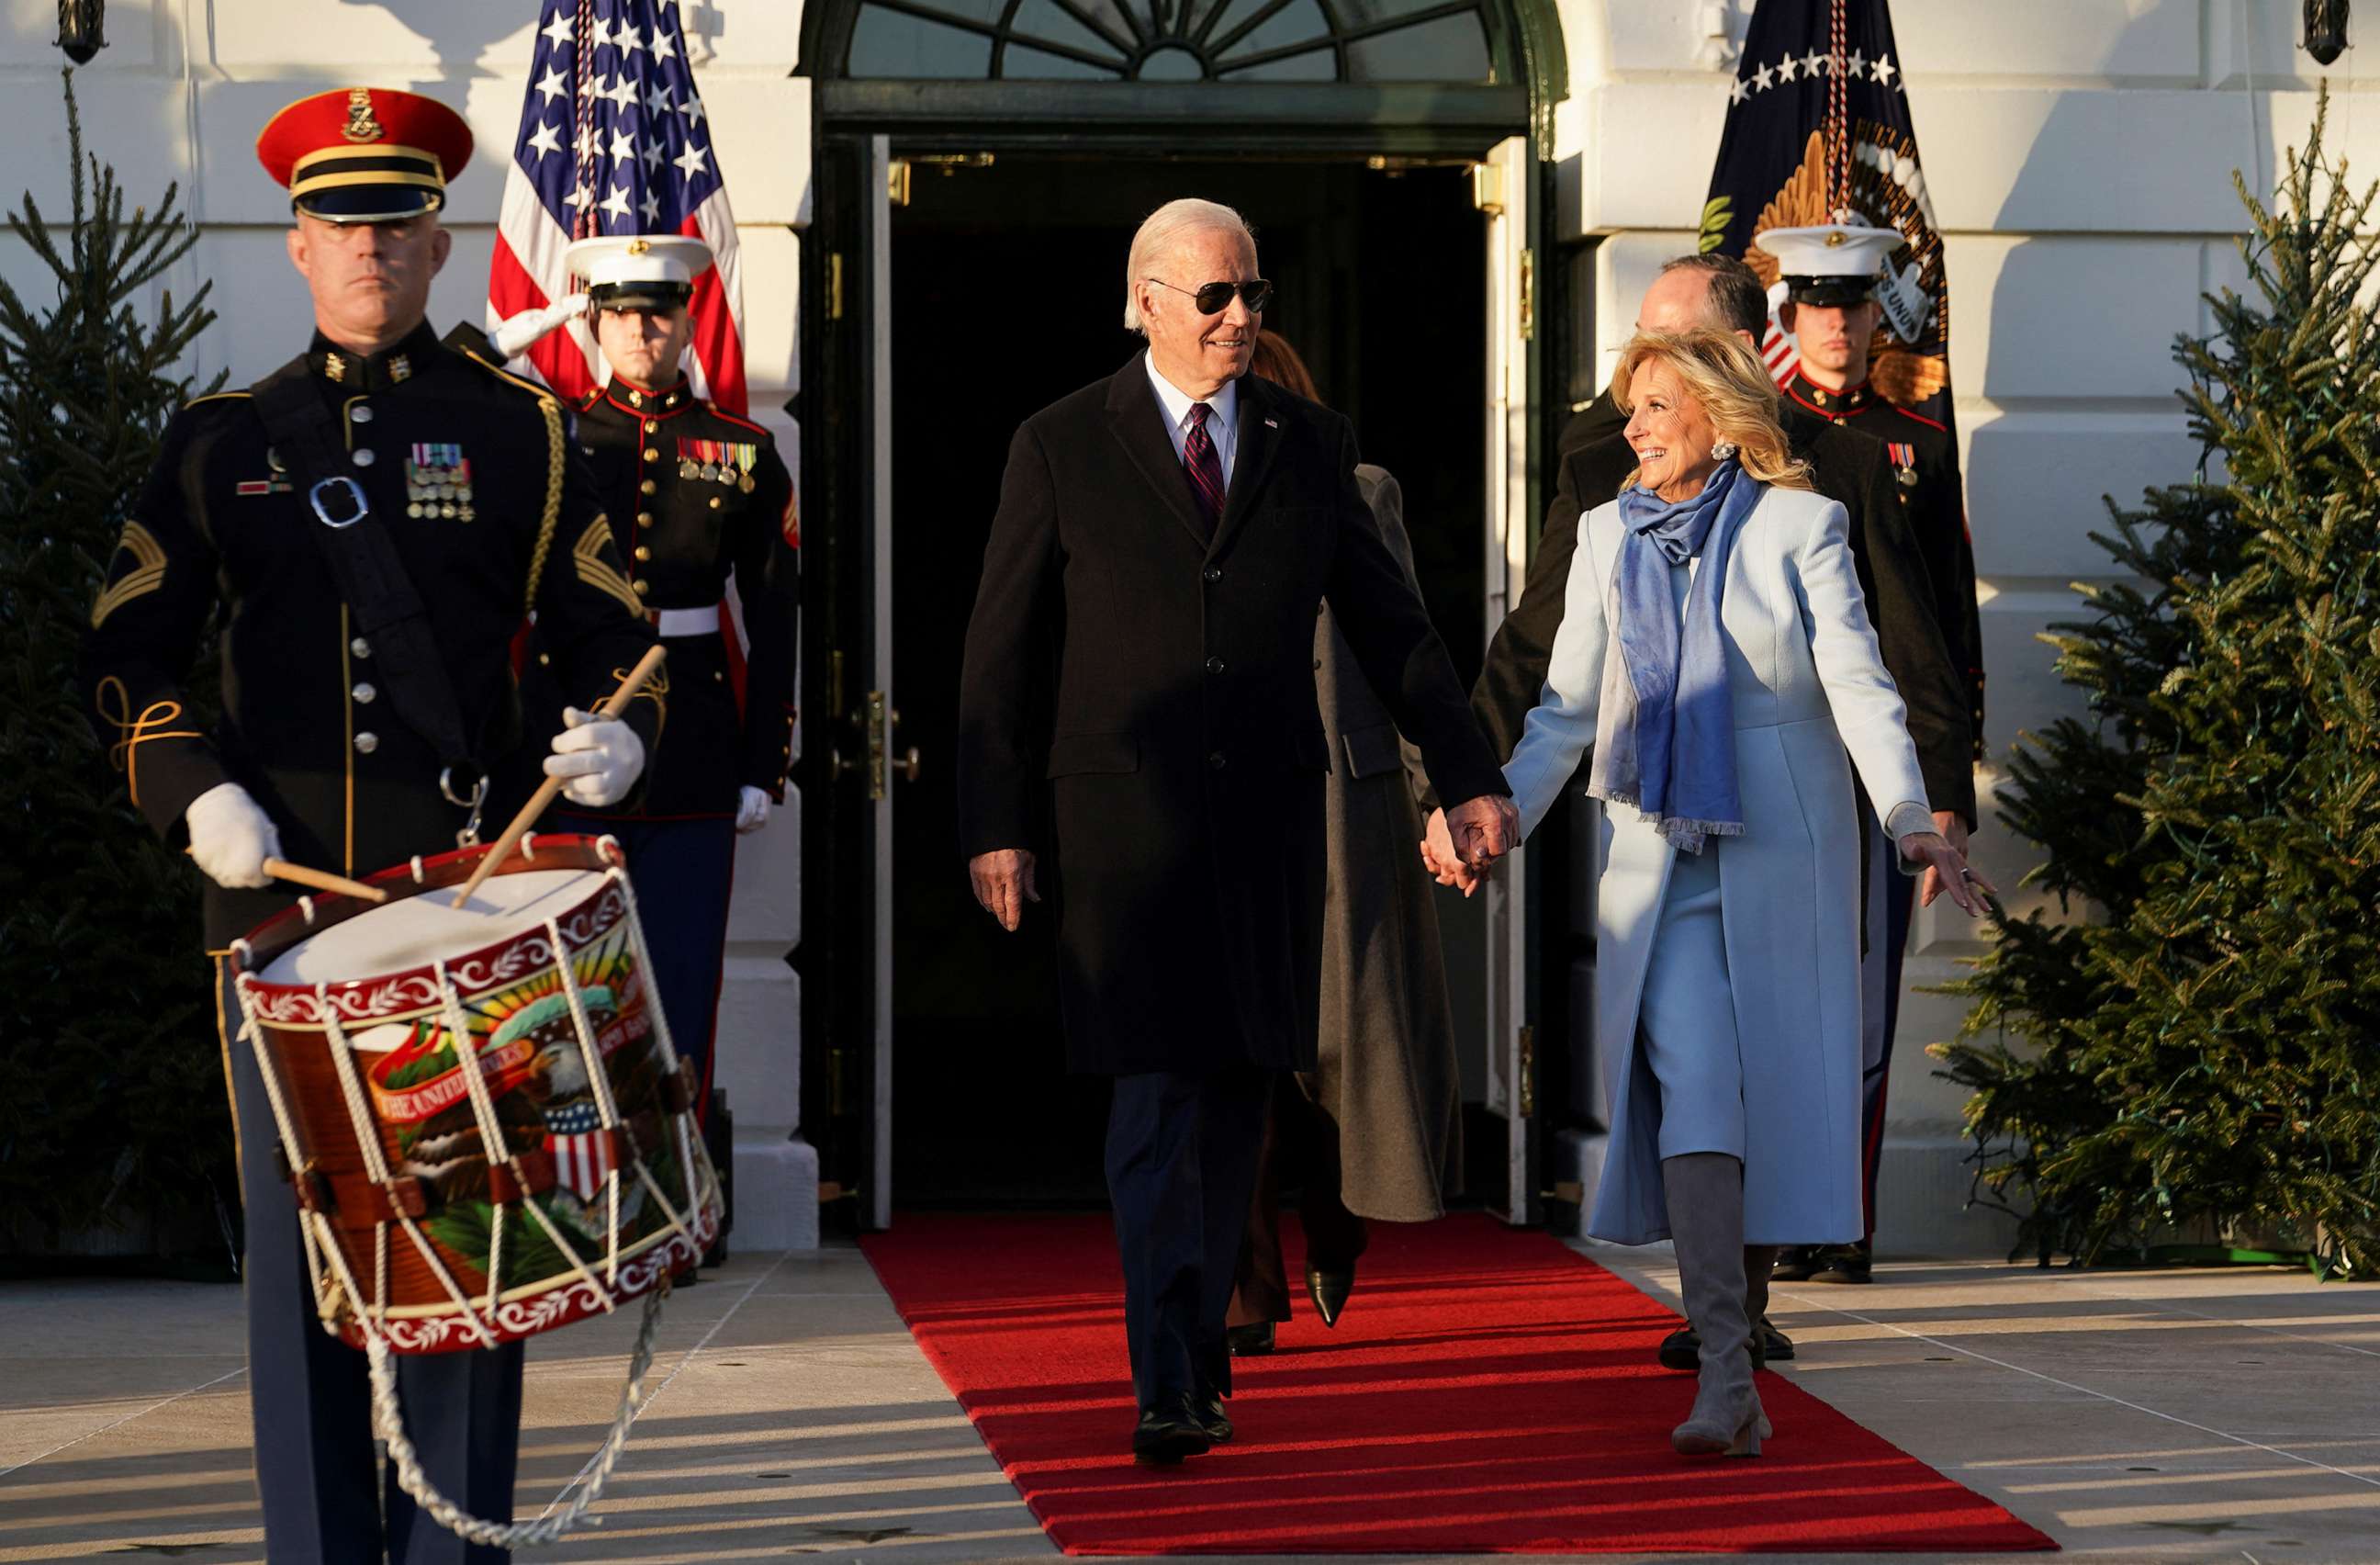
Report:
1122,197,1257,333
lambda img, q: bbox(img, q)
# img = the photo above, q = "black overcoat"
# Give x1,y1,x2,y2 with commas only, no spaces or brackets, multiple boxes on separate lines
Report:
956,357,1507,1076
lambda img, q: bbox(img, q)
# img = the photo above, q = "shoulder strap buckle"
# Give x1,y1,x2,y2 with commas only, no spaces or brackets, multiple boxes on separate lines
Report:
308,476,369,531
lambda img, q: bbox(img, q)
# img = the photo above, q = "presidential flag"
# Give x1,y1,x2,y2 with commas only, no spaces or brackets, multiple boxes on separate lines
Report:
489,0,748,414
1701,0,1950,432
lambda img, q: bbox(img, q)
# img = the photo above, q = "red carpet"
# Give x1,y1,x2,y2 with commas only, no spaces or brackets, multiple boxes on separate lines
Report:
860,1212,2056,1555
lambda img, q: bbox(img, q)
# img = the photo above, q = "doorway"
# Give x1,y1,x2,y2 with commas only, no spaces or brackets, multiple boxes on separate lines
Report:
884,156,1488,1204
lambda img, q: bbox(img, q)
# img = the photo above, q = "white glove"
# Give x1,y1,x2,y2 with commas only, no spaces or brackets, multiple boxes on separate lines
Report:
735,785,771,834
545,707,646,807
185,782,282,890
490,292,590,357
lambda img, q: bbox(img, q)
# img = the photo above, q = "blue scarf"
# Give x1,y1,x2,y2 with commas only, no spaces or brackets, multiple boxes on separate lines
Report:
1589,459,1758,853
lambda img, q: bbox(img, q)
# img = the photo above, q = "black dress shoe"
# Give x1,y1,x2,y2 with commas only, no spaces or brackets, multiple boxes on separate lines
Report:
1226,1321,1275,1357
1656,1316,1794,1371
1808,1243,1873,1284
1769,1246,1820,1282
1305,1263,1354,1327
1195,1385,1233,1444
1131,1395,1213,1465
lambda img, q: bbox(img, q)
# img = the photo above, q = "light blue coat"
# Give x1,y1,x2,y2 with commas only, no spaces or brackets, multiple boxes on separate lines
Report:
1505,483,1931,1245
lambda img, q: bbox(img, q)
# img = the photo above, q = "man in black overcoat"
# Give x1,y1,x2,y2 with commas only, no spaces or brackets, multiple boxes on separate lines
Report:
1424,253,1975,1368
957,197,1516,1465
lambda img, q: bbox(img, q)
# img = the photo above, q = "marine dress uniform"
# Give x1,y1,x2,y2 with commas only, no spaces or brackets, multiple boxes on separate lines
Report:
1768,222,1984,1283
81,89,660,1562
535,235,800,1117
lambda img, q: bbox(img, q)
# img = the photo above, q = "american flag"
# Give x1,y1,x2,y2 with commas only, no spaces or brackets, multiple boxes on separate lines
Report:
488,0,747,414
544,1098,617,1203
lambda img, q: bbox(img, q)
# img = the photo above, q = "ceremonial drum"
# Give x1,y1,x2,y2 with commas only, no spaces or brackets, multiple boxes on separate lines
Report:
228,834,722,1356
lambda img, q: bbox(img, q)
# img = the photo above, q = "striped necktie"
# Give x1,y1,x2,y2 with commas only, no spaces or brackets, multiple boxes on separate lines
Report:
1181,401,1225,538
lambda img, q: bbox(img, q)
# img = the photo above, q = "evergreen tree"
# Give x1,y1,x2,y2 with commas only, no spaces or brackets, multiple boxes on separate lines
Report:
0,70,230,1250
1937,92,2379,1278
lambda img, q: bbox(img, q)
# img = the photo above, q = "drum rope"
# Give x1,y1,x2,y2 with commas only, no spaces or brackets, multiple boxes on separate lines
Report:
309,981,499,1347
428,962,615,1318
544,918,630,1283
368,1276,668,1548
608,867,722,1223
232,968,341,1326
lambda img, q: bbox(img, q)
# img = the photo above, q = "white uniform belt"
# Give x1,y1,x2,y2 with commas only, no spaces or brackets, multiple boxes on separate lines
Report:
652,605,721,637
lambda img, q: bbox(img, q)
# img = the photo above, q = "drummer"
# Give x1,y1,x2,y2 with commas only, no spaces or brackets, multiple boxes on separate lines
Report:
80,87,661,1561
533,233,799,1152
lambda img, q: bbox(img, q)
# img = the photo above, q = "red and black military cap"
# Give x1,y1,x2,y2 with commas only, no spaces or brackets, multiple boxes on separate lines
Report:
256,87,474,223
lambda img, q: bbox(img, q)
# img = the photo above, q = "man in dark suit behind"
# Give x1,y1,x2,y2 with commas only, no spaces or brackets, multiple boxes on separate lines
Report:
1425,252,1976,1368
957,197,1516,1465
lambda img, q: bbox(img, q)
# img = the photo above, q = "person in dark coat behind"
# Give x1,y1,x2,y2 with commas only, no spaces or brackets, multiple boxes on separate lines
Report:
1222,331,1464,1357
956,199,1516,1466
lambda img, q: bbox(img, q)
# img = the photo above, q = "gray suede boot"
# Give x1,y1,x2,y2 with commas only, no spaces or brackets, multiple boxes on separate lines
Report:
1662,1153,1763,1457
1743,1244,1779,1439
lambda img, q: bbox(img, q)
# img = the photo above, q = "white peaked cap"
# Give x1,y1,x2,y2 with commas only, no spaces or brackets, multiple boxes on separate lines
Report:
1759,222,1904,304
564,233,714,297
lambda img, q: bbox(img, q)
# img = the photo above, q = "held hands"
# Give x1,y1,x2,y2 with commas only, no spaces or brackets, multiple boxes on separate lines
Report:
1901,816,1997,917
1419,795,1520,898
185,782,283,890
735,785,772,834
970,848,1039,931
544,707,646,807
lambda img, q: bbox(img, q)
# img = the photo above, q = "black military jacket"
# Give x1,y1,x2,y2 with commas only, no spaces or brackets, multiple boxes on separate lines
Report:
82,320,663,946
551,379,799,816
1784,371,1984,756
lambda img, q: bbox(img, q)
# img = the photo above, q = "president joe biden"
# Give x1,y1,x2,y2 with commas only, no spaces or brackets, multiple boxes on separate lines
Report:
957,197,1515,1464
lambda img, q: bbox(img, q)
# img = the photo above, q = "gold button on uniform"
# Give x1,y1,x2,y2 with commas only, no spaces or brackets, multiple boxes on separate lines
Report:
642,447,660,462
640,479,657,495
634,545,652,561
354,732,379,754
645,421,658,434
632,579,650,596
708,496,721,510
636,512,655,525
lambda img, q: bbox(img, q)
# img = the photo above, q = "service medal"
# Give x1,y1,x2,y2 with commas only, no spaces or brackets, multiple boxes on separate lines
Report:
739,473,757,493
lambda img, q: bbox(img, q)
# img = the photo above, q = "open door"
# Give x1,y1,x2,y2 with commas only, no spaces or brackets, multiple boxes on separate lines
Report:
800,133,899,1233
1476,134,1539,1227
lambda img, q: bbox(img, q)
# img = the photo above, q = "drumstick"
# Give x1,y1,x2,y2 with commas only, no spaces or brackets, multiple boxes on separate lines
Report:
266,857,390,904
182,849,390,904
450,644,668,909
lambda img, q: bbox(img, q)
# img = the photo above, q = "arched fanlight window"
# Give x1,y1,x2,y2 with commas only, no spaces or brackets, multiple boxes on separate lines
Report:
843,0,1499,84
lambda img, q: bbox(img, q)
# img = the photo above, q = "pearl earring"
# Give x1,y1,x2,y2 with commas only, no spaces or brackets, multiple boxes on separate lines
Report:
1711,441,1739,460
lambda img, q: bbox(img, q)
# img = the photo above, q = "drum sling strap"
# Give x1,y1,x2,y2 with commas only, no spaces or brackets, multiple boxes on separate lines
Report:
252,361,488,828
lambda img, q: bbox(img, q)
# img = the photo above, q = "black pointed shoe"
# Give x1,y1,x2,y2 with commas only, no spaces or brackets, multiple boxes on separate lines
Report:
1807,1243,1873,1284
1226,1321,1275,1357
1656,1317,1794,1371
1195,1383,1233,1444
1131,1395,1213,1465
1769,1246,1821,1282
1305,1263,1354,1328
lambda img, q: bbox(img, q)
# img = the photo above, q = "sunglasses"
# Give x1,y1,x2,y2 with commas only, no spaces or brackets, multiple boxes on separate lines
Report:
1146,276,1275,316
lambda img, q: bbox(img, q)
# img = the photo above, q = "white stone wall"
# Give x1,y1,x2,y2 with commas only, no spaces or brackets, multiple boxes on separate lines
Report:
1553,0,2379,1253
13,0,2371,1255
1,0,819,1248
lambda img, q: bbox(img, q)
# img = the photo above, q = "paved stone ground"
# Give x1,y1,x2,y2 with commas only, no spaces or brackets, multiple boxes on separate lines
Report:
3,1238,2375,1563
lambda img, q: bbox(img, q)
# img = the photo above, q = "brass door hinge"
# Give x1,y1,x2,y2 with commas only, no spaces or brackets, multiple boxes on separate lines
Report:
828,253,846,321
1470,161,1506,215
887,159,913,208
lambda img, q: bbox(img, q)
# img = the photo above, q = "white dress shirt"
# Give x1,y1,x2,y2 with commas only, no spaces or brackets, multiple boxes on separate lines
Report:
1143,355,1239,489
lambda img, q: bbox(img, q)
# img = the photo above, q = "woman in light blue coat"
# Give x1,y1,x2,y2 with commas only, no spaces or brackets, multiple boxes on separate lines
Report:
1443,328,1992,1458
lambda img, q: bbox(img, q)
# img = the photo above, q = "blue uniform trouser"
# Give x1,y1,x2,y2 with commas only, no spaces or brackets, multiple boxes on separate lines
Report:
1858,823,1919,1244
216,959,524,1564
1105,1067,1272,1411
554,813,735,1110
